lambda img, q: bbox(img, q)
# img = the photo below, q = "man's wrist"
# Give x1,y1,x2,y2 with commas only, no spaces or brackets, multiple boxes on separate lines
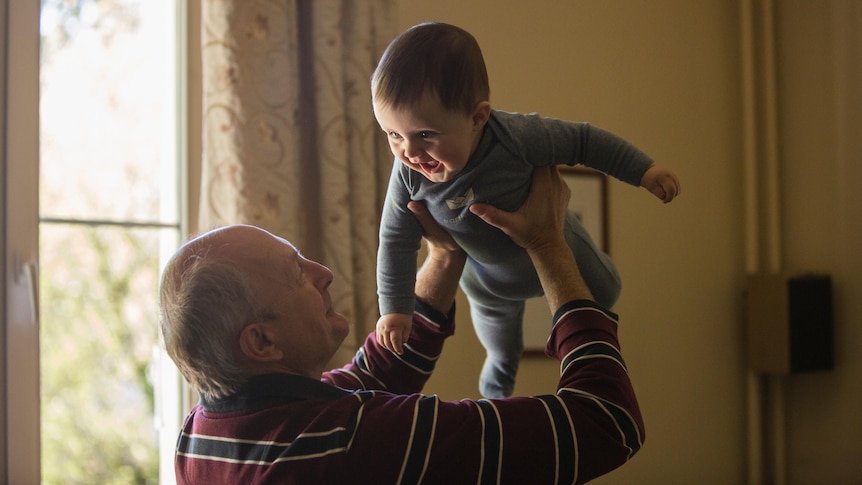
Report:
529,240,594,312
426,245,466,268
415,245,466,315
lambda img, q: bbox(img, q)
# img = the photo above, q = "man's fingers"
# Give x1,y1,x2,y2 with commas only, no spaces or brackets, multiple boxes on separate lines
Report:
469,202,506,227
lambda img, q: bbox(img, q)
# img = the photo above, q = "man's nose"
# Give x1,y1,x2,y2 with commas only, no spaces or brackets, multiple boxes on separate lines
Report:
311,260,334,289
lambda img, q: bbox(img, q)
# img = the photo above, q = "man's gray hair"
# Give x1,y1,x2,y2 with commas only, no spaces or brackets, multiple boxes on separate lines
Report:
159,248,262,401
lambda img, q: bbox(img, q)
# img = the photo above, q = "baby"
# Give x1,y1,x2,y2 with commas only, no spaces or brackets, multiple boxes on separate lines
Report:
373,22,680,398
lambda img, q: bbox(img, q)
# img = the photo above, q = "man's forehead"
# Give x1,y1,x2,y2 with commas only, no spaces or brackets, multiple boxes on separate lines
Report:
193,225,295,260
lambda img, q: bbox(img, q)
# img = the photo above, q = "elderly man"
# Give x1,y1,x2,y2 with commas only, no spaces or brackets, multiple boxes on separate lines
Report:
159,166,644,484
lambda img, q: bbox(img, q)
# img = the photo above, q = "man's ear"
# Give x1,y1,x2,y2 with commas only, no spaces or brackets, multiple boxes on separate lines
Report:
471,101,492,129
239,323,283,362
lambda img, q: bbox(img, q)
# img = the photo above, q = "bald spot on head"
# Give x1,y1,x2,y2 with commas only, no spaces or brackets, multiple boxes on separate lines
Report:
176,225,287,298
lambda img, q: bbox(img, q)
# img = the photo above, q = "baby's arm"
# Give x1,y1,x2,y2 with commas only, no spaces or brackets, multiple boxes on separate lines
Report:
527,118,679,201
376,313,413,355
640,164,681,203
376,165,424,354
377,199,465,356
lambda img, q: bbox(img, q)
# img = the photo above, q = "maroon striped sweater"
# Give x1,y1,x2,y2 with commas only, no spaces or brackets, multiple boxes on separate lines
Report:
174,299,644,484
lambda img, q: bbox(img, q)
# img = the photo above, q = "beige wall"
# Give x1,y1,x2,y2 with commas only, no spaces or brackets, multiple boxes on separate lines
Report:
775,2,862,484
398,1,862,483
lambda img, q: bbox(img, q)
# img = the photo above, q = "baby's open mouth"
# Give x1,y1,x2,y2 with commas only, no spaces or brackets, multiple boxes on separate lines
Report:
419,159,441,173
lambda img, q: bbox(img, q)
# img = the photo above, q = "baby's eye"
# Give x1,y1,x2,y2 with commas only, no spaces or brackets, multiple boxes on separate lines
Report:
419,131,434,139
388,131,402,140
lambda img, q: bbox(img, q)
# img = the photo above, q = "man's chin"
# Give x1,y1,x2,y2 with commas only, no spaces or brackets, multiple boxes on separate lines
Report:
332,314,350,340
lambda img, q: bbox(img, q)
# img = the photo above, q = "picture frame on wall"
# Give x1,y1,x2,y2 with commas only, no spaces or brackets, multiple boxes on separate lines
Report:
522,166,609,355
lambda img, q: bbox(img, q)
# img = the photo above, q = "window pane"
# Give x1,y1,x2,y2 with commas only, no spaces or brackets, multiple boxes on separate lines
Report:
39,224,165,484
39,0,178,224
38,0,181,482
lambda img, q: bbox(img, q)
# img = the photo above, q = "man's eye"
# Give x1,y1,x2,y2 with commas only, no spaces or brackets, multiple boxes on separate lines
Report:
295,262,305,285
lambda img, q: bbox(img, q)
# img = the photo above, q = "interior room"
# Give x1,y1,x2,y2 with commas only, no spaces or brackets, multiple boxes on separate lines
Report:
3,0,860,483
393,1,862,483
399,1,862,484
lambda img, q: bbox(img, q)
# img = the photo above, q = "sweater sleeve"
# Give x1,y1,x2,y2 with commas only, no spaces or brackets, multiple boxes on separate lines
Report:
338,300,645,485
321,298,455,394
376,162,424,316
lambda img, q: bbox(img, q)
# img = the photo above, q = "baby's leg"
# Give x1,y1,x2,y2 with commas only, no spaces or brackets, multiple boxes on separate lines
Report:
461,261,527,398
564,212,622,308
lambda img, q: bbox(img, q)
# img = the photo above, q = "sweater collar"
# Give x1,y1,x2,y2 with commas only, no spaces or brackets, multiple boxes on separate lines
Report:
200,373,351,413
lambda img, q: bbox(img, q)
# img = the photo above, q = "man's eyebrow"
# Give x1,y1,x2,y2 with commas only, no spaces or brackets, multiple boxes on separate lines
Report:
285,247,304,277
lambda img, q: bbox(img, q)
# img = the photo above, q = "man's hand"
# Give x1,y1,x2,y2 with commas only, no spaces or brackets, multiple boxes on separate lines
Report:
408,199,466,316
470,166,593,311
408,200,461,254
469,166,570,252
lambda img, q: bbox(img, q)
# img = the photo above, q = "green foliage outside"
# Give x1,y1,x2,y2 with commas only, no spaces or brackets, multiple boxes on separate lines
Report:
40,226,160,484
39,0,174,482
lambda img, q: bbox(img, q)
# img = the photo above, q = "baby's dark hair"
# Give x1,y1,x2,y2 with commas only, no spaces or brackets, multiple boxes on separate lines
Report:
372,22,489,114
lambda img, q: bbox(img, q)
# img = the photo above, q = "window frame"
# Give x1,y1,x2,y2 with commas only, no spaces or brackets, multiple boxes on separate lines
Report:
4,0,41,481
3,0,195,482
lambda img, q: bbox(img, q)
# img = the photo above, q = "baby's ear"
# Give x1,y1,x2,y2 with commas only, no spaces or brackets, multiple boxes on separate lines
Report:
471,101,492,128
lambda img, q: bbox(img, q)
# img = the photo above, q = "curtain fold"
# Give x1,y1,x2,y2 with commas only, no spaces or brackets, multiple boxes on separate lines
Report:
200,0,395,365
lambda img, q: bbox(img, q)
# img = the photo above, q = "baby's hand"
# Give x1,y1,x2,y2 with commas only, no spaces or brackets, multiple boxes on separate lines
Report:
640,164,681,203
376,313,413,355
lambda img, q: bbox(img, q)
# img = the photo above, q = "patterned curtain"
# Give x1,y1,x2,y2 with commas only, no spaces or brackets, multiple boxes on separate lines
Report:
200,0,395,365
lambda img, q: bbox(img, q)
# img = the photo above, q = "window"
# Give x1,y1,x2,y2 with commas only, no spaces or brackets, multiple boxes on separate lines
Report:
38,0,185,482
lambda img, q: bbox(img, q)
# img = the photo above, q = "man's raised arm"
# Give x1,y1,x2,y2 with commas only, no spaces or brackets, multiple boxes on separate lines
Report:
409,200,467,315
469,166,593,312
